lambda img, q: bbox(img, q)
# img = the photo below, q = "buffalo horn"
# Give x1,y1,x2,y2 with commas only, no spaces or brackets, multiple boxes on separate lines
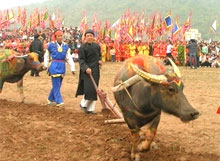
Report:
14,54,28,58
168,58,181,78
131,63,167,83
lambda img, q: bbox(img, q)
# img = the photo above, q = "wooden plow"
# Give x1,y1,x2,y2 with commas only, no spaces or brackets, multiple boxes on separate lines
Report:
89,74,125,124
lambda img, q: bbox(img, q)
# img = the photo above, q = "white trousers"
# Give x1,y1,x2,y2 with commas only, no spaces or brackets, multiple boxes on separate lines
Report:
80,95,96,112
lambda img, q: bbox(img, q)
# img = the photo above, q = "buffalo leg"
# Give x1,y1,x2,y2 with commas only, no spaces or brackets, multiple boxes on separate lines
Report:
131,115,160,161
0,79,3,93
17,78,25,102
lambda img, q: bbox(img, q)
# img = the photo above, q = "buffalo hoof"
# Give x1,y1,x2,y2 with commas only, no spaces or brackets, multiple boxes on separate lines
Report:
132,157,141,161
21,97,25,103
150,142,159,150
131,152,141,161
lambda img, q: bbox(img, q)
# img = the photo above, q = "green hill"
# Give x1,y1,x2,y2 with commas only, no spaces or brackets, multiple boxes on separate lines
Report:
24,0,220,40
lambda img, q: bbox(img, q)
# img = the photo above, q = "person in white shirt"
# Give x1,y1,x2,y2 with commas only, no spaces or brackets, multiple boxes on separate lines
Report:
166,40,173,58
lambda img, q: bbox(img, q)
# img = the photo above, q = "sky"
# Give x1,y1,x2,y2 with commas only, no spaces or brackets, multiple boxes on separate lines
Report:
0,0,47,10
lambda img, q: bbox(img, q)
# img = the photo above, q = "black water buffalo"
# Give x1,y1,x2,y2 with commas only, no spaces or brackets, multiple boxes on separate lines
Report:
113,55,199,161
0,49,43,102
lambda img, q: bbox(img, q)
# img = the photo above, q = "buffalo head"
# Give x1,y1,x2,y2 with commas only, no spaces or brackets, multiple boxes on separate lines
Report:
130,56,199,122
15,52,43,71
114,55,199,123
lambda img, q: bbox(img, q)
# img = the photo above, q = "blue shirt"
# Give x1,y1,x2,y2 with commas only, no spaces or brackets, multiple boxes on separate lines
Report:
47,42,69,75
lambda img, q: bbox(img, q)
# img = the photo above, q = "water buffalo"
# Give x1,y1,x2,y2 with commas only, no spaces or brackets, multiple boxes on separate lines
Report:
0,49,43,102
113,55,199,161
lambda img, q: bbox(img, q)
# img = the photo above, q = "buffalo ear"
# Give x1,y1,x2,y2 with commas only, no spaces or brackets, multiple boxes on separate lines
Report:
14,59,25,74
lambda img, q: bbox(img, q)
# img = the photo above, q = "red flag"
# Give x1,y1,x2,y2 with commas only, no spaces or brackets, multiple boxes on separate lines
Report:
182,11,192,33
21,8,26,30
80,9,88,33
17,7,21,23
31,8,40,28
56,10,62,29
92,12,98,32
217,106,220,114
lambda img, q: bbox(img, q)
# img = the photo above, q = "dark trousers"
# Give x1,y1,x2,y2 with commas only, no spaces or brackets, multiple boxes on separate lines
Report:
166,53,175,64
189,53,197,69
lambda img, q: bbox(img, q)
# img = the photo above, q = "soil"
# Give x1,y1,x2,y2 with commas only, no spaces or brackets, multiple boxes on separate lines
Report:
0,62,220,161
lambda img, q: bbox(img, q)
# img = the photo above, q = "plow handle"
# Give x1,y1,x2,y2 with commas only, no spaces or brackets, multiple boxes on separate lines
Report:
89,74,123,119
89,74,107,109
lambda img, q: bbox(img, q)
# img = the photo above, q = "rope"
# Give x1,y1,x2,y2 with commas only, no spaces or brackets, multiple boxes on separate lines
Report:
114,78,160,119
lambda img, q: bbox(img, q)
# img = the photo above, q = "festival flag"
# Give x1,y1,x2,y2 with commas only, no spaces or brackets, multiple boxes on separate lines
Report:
0,11,2,25
0,11,3,29
126,26,133,42
8,9,14,21
155,13,164,38
111,18,120,29
50,10,56,29
114,30,118,40
125,9,131,26
27,15,32,29
56,10,62,29
7,9,15,24
21,8,26,30
0,10,8,29
97,20,103,40
62,19,64,26
43,9,49,21
103,20,111,39
211,19,217,33
114,24,121,42
92,12,98,35
51,11,56,21
17,7,21,23
146,12,157,41
172,19,180,36
183,11,192,33
164,12,172,29
138,10,145,39
140,10,145,29
31,8,40,28
40,8,47,30
128,25,133,37
80,9,88,33
49,16,55,29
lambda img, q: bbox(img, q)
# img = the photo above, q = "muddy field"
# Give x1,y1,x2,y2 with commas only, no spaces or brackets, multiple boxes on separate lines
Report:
0,62,220,161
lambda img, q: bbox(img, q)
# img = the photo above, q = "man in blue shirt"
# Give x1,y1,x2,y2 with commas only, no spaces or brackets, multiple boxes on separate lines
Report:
44,30,75,107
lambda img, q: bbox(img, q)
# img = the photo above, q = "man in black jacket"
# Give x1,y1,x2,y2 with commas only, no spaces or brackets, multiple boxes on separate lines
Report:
30,33,44,76
75,29,102,114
